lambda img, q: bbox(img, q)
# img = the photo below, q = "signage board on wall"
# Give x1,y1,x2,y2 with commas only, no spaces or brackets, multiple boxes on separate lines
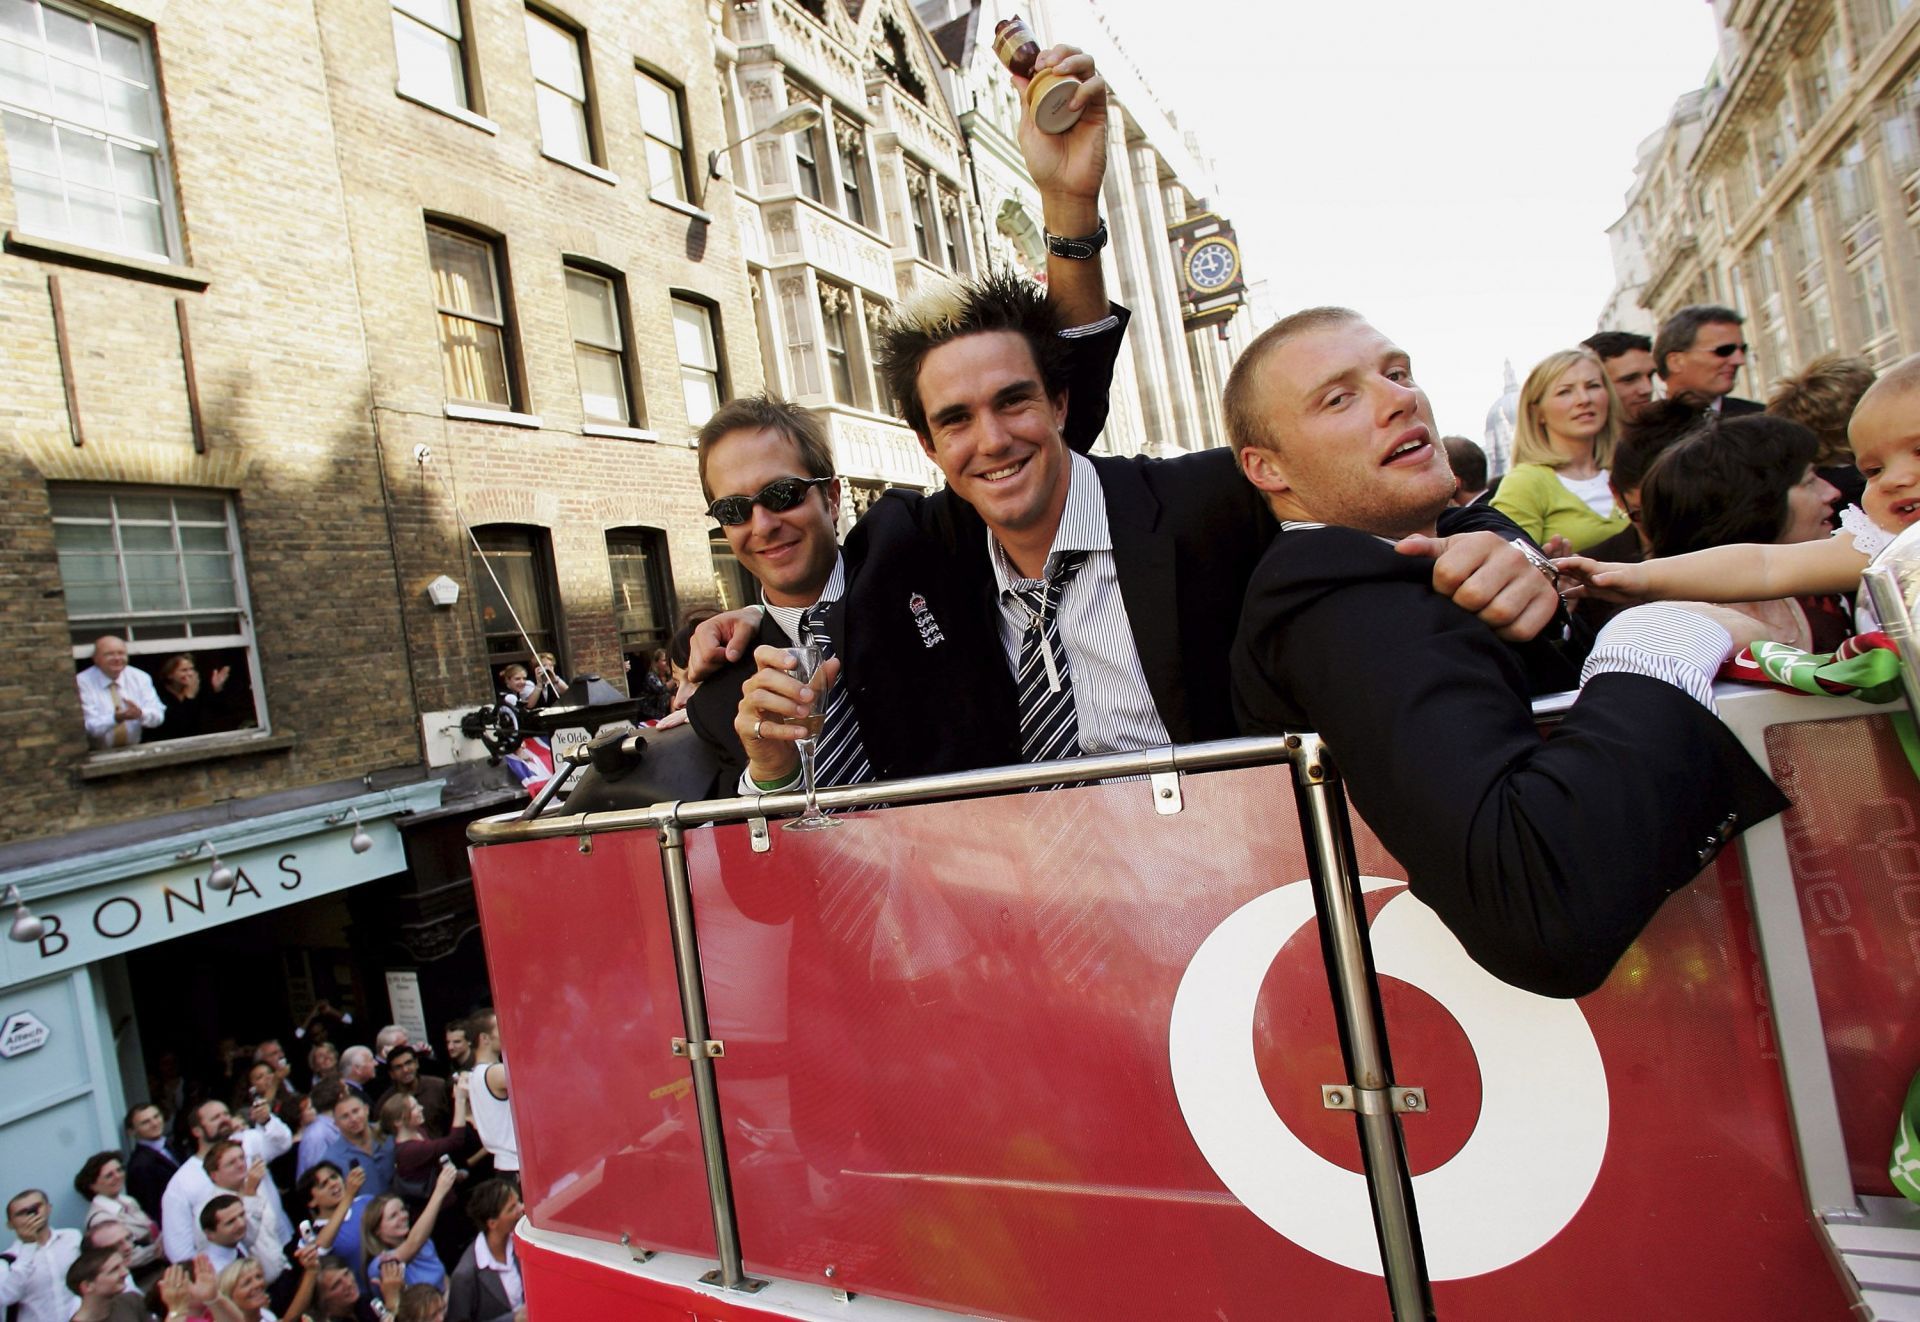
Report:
0,812,417,989
0,1010,50,1059
384,971,429,1047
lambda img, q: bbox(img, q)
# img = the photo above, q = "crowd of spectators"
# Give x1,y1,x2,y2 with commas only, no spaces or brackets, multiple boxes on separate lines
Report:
2,1008,524,1322
1419,308,1874,653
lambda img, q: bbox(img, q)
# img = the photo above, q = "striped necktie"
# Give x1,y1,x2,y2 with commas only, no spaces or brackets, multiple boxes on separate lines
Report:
801,607,873,788
1014,552,1088,763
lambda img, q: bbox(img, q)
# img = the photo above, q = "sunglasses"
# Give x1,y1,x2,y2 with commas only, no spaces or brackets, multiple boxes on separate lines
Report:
706,476,834,527
1704,341,1749,358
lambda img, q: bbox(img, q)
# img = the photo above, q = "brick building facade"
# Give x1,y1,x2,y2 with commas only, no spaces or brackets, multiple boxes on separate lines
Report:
0,0,758,1226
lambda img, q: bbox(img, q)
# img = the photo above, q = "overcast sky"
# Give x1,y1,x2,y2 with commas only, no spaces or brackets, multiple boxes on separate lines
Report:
1091,0,1722,438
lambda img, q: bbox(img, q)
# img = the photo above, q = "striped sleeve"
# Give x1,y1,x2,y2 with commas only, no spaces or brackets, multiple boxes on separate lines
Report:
1058,313,1121,340
1579,603,1735,713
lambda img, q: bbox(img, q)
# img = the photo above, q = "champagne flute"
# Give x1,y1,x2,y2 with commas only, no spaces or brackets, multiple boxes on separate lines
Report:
783,644,840,831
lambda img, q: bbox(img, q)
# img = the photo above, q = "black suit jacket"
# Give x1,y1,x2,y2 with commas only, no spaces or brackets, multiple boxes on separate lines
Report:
125,1142,178,1224
835,445,1272,776
687,611,800,795
1230,525,1789,998
446,1240,517,1322
1719,394,1765,417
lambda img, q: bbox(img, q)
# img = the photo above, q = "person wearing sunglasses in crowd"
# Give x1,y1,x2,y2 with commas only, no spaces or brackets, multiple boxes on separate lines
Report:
1653,304,1764,418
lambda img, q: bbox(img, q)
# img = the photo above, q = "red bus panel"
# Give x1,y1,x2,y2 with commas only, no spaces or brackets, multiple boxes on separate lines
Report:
470,832,716,1257
1767,711,1920,1198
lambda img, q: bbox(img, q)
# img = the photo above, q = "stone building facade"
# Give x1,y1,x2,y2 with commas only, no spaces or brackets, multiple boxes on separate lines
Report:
1606,0,1920,397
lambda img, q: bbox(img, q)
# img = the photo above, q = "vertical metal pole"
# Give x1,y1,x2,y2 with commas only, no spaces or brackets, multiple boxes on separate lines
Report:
656,820,758,1291
1288,734,1433,1322
47,275,84,448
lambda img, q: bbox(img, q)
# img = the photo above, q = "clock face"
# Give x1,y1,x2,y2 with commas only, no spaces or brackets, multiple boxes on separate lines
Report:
1186,238,1239,292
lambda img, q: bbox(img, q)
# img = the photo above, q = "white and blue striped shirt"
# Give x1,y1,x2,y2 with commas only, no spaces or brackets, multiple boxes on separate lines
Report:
987,451,1172,754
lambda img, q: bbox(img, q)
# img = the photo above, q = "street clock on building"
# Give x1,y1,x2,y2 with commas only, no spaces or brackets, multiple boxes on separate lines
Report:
1184,236,1241,295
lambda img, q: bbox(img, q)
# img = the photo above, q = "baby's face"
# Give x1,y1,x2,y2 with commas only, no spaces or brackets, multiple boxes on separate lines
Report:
1851,393,1920,531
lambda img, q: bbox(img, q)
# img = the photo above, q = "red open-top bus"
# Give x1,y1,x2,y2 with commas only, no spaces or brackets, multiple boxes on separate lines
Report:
465,673,1920,1321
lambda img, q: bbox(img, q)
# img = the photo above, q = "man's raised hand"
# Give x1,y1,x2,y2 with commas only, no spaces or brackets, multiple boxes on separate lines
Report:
1016,46,1108,210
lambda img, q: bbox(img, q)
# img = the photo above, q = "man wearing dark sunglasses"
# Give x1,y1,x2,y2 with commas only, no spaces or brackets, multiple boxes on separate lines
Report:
1653,304,1763,417
684,396,850,793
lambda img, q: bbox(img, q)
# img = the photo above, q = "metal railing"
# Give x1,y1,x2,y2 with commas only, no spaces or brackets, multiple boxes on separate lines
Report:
471,733,1434,1318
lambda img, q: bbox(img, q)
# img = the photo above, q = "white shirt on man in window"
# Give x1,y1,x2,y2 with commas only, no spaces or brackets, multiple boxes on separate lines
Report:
75,636,165,749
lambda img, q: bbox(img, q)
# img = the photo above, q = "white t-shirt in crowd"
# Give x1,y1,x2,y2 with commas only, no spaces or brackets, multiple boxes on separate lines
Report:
1556,469,1617,518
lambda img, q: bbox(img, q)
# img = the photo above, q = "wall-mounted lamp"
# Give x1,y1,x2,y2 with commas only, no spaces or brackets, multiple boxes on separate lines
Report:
174,840,235,891
426,574,460,608
4,885,44,944
325,807,376,854
701,103,823,204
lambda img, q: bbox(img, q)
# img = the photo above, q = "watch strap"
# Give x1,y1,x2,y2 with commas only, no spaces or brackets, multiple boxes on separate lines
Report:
1044,218,1108,260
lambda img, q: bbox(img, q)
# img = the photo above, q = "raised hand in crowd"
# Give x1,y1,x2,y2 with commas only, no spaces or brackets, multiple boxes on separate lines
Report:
378,1259,406,1316
190,1253,220,1307
241,1159,267,1198
159,1263,194,1317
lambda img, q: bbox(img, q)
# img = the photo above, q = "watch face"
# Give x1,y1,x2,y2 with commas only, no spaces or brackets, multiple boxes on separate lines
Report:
1185,238,1239,292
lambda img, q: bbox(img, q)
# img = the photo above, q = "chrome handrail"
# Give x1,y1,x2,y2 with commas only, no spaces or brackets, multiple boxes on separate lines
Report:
466,734,1301,843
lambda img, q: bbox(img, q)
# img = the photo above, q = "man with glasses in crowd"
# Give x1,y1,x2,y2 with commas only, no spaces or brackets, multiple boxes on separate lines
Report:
1654,304,1764,417
0,1189,81,1322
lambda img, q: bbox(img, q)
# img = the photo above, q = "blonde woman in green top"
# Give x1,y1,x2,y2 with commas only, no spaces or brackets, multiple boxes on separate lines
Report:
1492,347,1633,552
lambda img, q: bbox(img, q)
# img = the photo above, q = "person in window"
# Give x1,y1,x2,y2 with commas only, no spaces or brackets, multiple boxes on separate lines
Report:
529,653,568,708
150,653,245,742
75,636,164,750
495,665,536,708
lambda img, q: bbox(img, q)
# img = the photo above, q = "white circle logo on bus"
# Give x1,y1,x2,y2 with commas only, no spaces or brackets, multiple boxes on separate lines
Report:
1168,878,1609,1280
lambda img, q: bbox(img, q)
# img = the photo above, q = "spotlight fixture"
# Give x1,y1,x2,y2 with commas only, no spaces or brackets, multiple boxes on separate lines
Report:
4,885,45,944
349,808,373,855
173,839,235,892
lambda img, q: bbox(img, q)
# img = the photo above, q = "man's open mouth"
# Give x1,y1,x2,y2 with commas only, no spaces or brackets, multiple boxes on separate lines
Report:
1382,431,1431,465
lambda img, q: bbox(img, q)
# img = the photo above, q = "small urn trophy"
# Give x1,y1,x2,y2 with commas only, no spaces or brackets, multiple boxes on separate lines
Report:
992,14,1083,134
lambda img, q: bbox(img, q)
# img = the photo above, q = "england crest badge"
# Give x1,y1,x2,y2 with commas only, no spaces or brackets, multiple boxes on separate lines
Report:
908,591,945,648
